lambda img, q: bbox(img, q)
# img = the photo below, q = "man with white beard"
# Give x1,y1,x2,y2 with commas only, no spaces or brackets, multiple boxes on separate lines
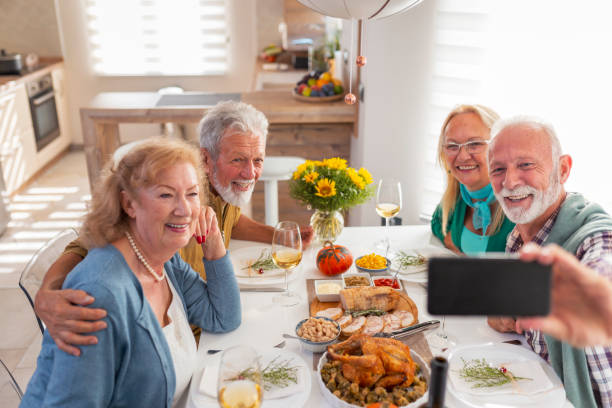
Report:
486,116,612,408
33,101,313,356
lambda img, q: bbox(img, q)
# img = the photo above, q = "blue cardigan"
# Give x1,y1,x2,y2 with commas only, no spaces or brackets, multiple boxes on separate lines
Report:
20,245,241,408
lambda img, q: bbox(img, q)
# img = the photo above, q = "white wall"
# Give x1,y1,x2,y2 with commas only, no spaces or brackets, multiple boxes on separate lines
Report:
349,1,437,226
54,0,259,144
0,0,62,57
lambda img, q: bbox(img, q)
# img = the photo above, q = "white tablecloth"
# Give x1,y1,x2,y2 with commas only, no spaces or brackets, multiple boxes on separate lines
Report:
186,225,571,408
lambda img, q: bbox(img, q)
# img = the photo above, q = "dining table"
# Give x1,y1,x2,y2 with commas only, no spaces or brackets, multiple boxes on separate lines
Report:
186,224,572,408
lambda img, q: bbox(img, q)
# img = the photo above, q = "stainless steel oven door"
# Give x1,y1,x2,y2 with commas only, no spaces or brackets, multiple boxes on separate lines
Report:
30,89,60,151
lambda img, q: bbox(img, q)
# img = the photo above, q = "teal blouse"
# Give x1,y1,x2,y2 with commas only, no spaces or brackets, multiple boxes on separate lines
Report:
431,197,515,253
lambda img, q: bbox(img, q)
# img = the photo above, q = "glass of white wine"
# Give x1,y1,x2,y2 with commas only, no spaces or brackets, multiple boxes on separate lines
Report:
375,178,402,255
217,345,263,408
272,221,302,306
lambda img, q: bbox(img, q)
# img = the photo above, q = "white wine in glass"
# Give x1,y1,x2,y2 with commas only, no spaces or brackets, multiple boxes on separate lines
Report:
375,179,402,254
272,221,302,306
217,346,263,408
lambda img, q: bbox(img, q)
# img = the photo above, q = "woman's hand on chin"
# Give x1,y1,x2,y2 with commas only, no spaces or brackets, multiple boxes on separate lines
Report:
195,206,226,260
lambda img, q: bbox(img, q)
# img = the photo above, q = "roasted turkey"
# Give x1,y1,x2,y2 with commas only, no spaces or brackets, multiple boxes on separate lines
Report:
327,334,416,389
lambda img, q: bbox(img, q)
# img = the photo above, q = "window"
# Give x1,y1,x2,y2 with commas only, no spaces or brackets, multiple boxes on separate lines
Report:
421,0,612,219
84,0,229,76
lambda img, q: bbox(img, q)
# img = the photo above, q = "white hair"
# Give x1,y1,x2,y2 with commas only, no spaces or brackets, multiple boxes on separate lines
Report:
197,101,269,160
489,115,562,164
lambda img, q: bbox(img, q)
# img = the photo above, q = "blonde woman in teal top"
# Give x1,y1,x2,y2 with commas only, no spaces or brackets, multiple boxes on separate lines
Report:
430,104,514,254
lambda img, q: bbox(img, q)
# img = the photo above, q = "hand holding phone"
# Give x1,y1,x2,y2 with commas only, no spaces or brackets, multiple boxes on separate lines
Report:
427,255,551,316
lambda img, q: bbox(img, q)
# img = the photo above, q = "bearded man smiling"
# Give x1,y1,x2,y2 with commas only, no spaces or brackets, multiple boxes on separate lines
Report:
487,116,612,408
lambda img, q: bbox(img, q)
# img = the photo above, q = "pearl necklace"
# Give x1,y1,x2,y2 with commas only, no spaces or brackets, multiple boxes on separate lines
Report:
125,231,165,282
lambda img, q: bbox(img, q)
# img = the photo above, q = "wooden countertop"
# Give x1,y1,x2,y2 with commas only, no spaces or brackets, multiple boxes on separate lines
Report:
81,90,356,124
0,57,64,94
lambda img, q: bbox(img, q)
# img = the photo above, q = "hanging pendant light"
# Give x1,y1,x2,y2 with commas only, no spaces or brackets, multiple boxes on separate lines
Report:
296,0,424,20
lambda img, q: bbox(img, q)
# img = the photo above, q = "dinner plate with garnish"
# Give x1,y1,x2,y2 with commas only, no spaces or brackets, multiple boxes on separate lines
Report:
446,343,566,407
230,245,301,286
393,246,456,282
196,348,311,408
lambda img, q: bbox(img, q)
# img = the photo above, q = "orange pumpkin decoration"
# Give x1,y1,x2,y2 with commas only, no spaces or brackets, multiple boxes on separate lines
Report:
316,241,353,276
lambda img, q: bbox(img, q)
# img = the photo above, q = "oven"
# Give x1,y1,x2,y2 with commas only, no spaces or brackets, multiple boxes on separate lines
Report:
26,74,60,151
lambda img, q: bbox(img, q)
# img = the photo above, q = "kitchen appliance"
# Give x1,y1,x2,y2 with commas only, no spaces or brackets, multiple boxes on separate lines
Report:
26,74,60,151
0,49,23,74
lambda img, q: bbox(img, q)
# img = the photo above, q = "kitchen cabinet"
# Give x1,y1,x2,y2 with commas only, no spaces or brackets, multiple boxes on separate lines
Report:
0,83,38,194
0,60,71,195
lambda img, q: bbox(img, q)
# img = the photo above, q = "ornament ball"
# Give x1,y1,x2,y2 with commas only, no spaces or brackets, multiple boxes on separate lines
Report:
356,55,367,67
344,93,357,105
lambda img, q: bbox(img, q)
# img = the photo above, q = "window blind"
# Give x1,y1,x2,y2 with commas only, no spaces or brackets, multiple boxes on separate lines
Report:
84,0,229,76
419,0,491,221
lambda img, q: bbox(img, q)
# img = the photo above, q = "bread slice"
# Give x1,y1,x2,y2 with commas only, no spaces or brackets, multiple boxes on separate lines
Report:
336,314,353,328
315,307,343,321
362,315,384,336
342,315,366,336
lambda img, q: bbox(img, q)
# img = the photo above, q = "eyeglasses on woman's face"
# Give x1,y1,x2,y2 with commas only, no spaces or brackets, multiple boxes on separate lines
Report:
444,139,489,156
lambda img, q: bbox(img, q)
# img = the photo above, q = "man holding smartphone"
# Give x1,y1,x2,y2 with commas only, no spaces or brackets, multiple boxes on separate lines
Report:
487,116,612,408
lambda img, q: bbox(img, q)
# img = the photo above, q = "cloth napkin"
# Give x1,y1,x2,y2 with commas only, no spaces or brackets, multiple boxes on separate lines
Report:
199,352,306,400
449,360,554,396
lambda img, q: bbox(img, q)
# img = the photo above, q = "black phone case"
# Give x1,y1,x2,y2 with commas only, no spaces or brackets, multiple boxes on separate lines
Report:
427,256,551,316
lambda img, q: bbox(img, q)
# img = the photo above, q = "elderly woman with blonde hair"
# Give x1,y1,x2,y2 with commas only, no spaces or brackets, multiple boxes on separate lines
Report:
21,138,241,407
431,104,514,254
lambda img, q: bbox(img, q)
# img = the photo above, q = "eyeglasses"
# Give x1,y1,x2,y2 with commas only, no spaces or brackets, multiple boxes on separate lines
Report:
444,140,489,155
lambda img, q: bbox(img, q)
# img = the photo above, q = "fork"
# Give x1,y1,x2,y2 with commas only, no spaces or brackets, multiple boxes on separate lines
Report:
207,340,286,355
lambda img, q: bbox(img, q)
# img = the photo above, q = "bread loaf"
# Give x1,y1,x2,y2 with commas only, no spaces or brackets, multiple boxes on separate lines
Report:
339,286,400,312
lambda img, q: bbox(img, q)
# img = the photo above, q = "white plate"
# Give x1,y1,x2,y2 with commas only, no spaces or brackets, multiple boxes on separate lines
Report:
195,348,311,408
317,349,430,408
393,246,456,283
230,245,300,286
446,343,566,408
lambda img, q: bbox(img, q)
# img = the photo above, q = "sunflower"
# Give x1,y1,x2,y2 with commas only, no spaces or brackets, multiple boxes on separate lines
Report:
315,178,336,197
358,167,373,184
323,157,347,170
303,171,319,184
346,168,365,189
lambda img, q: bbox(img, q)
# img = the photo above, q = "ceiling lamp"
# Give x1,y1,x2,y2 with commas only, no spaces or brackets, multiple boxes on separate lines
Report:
296,0,424,20
297,0,424,104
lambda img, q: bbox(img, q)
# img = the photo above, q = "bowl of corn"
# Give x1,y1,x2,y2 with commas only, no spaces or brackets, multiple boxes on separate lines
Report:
354,253,391,273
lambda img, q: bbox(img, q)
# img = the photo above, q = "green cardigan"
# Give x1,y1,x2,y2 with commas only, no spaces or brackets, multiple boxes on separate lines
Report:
542,192,612,408
430,197,515,253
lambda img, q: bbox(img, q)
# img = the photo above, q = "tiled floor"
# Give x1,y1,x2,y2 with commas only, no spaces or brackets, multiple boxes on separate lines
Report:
0,150,90,393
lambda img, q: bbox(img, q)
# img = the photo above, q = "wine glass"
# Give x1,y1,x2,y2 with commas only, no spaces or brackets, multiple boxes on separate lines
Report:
375,178,402,256
217,345,263,408
426,316,457,354
271,221,303,306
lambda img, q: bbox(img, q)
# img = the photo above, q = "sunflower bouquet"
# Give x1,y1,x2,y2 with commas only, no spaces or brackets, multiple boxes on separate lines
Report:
290,157,375,213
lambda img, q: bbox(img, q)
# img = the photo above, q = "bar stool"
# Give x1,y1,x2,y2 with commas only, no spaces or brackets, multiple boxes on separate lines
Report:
260,156,305,226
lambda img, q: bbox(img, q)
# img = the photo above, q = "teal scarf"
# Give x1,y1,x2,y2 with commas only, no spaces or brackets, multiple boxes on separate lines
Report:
459,183,496,236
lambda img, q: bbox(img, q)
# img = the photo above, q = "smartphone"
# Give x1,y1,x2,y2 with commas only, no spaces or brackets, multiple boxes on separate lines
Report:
427,255,551,316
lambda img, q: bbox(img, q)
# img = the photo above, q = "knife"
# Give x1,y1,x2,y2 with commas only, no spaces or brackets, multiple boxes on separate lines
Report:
374,320,440,340
240,287,285,292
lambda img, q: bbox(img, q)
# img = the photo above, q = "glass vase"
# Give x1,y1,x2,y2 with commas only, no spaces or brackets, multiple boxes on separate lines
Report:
310,209,344,244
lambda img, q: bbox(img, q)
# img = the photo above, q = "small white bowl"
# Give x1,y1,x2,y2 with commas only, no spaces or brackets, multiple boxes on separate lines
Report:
371,275,403,291
315,279,343,302
341,272,372,289
295,317,341,353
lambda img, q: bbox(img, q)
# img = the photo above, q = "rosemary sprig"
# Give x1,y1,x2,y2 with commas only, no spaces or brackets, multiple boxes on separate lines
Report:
242,249,276,271
395,251,426,268
231,356,299,390
458,358,532,388
351,309,386,317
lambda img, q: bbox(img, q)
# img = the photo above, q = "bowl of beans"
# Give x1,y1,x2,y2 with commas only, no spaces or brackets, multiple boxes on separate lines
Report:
295,317,341,352
355,253,391,273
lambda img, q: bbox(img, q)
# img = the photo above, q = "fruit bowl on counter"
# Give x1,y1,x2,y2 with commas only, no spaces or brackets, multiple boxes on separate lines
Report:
292,71,345,102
